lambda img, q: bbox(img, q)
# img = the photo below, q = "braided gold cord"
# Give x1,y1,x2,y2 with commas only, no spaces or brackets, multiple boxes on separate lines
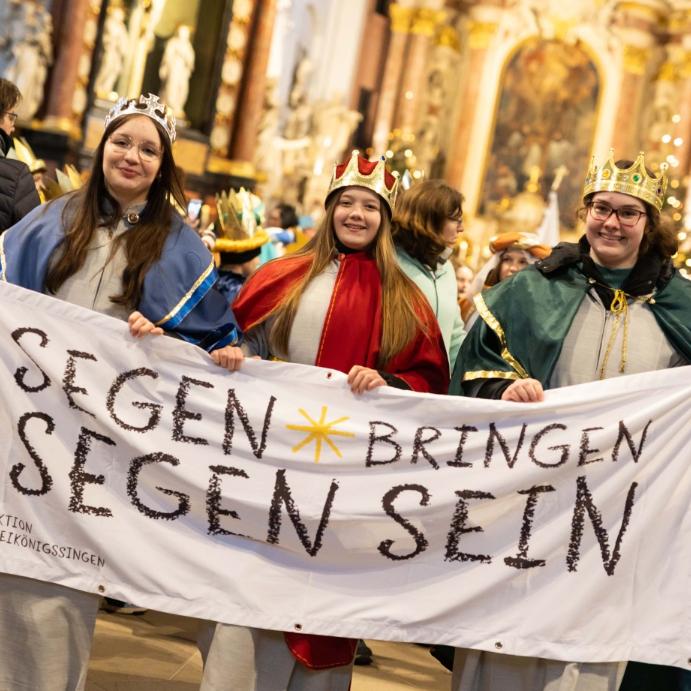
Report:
598,289,630,379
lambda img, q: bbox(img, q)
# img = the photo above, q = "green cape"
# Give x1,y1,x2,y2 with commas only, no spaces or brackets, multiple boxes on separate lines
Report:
450,264,691,394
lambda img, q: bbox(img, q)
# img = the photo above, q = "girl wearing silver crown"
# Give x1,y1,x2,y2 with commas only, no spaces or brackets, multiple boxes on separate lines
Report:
450,155,690,691
0,93,244,690
196,152,449,691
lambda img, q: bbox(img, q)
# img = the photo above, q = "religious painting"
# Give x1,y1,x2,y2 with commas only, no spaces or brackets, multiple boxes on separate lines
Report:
480,38,599,230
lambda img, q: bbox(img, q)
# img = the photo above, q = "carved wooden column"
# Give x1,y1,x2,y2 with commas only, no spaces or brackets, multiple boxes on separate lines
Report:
445,18,498,189
610,1,667,154
393,7,446,134
611,46,654,154
371,3,415,154
42,0,103,138
230,0,277,164
677,49,691,177
666,6,691,176
208,0,257,173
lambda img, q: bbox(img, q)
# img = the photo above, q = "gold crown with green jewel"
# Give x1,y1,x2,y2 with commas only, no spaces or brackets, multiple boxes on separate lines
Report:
582,150,668,211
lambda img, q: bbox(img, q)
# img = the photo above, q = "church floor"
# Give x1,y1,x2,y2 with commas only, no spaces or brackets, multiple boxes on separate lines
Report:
86,609,452,690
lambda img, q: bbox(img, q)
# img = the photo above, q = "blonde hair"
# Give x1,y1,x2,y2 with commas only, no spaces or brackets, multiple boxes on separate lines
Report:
268,188,427,366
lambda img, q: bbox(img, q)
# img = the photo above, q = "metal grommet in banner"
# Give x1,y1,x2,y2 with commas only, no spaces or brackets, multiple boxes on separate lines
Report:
494,641,503,649
97,585,105,593
294,623,303,630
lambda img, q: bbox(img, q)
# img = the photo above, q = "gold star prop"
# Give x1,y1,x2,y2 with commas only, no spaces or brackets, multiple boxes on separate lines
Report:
286,406,355,463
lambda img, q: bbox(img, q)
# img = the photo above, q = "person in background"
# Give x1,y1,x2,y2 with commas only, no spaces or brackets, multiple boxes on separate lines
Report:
392,179,466,373
463,231,550,328
197,151,449,691
266,201,299,238
455,263,474,300
450,152,690,691
261,200,302,260
0,93,243,691
475,231,551,289
0,77,40,230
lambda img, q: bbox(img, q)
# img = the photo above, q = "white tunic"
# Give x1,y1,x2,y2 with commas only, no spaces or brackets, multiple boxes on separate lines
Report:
549,288,685,388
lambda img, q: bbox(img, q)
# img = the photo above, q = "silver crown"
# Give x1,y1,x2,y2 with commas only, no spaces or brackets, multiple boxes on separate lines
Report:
104,93,177,143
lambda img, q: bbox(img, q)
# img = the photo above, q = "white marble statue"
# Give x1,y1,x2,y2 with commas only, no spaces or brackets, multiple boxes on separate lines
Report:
158,25,195,118
94,6,130,99
4,2,53,120
283,56,312,140
253,80,283,199
301,98,362,213
0,0,21,75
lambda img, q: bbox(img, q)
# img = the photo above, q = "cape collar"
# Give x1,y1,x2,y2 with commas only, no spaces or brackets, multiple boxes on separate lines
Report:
536,236,674,303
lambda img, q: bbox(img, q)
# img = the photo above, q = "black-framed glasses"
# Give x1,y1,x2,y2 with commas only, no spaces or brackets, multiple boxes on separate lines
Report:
2,111,18,124
108,135,162,162
588,201,646,227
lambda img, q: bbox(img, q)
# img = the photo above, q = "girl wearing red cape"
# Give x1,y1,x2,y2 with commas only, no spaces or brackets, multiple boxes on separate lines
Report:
198,152,449,690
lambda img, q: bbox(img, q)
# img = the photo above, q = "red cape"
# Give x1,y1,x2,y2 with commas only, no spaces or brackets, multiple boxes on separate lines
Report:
234,252,449,393
232,251,448,670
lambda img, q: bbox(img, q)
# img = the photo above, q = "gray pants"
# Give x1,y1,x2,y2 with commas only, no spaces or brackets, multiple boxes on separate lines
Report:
0,573,99,691
452,649,627,691
198,623,354,691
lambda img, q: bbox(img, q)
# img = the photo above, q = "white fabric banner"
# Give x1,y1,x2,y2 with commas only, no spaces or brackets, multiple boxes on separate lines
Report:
0,282,689,669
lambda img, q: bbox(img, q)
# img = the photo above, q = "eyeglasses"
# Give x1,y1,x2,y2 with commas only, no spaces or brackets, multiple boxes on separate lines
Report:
2,112,18,123
588,201,646,227
108,135,162,162
448,215,464,228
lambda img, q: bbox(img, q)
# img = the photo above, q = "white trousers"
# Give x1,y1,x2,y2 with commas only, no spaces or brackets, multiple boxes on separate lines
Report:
452,649,627,691
198,623,354,691
0,573,99,691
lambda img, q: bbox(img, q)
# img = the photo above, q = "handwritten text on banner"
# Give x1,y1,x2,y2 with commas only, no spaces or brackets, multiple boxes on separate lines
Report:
0,282,689,669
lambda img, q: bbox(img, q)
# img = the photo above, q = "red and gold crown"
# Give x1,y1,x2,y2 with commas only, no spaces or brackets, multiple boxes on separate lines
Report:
583,150,668,211
105,93,177,142
326,151,399,212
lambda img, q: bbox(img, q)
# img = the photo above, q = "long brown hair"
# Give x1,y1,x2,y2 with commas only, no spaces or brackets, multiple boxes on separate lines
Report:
269,188,428,366
392,180,462,268
45,114,187,308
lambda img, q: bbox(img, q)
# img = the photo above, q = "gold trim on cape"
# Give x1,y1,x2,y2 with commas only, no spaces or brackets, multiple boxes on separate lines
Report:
463,370,520,382
473,292,529,379
155,259,216,326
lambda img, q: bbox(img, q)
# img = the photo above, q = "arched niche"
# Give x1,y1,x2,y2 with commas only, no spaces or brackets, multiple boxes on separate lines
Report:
92,0,232,132
480,37,600,230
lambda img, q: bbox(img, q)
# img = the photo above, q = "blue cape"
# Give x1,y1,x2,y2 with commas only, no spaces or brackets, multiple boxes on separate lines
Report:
0,196,240,351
